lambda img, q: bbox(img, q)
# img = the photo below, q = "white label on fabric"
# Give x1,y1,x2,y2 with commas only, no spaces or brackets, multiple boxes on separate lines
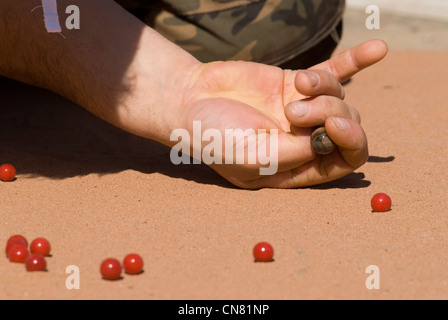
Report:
41,0,62,33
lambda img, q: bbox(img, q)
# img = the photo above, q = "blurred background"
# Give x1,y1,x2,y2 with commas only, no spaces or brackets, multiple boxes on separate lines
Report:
340,0,448,50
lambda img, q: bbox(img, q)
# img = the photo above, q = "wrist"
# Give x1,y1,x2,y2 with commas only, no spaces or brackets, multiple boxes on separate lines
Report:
109,26,202,146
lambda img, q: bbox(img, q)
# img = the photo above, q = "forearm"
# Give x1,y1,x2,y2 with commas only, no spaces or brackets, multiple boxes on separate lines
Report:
0,0,201,144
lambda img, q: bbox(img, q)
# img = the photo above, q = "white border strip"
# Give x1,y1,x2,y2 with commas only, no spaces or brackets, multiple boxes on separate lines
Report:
346,0,448,21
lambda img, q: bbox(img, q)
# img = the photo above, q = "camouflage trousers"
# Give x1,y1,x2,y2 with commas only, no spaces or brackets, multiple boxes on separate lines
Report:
115,0,345,68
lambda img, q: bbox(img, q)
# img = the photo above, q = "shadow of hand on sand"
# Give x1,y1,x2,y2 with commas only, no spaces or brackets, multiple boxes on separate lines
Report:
367,155,395,163
309,155,396,189
310,172,371,189
1,77,235,188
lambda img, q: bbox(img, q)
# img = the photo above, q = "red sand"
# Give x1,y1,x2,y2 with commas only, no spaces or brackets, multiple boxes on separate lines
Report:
1,51,447,299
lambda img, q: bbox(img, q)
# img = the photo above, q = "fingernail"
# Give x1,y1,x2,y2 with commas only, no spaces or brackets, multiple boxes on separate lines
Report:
288,101,308,118
332,117,349,131
306,71,319,87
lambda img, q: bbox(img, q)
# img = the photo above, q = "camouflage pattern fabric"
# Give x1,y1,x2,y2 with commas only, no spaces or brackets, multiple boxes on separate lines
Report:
115,0,345,66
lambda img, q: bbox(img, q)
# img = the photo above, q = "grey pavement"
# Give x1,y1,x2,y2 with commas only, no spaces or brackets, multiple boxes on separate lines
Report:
340,8,448,51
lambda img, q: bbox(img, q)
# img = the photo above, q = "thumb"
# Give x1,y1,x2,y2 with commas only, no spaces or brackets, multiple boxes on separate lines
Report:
311,39,388,83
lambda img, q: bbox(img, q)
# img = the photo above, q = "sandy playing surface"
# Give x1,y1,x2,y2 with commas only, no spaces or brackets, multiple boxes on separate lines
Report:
1,49,447,300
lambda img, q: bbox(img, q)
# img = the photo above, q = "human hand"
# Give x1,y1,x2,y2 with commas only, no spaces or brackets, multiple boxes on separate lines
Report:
174,40,388,188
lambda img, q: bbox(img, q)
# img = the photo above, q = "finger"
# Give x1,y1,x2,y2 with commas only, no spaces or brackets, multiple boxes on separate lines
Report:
260,128,314,174
294,69,345,99
325,116,368,170
312,39,388,83
284,96,361,127
208,128,314,189
245,118,368,189
233,127,315,177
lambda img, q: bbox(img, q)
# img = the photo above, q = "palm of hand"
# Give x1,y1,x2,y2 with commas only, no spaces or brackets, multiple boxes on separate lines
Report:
181,60,313,188
185,60,302,132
